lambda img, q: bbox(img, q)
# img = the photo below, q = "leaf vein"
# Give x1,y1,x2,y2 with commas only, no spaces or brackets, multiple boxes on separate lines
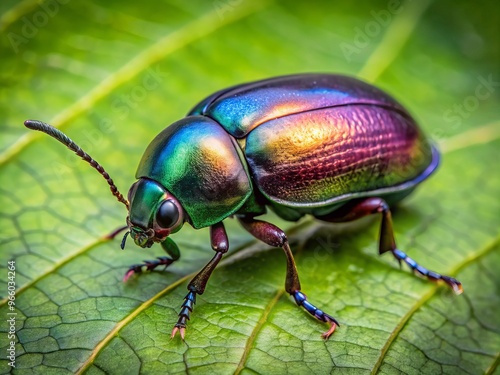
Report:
0,0,271,167
370,235,500,374
486,350,500,375
0,0,39,33
234,289,285,374
358,0,433,82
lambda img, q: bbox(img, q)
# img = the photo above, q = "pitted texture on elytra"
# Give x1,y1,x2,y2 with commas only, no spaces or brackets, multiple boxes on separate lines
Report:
246,105,433,206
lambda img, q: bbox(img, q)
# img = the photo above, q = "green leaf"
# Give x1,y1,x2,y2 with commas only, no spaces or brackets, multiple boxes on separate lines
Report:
1,0,499,374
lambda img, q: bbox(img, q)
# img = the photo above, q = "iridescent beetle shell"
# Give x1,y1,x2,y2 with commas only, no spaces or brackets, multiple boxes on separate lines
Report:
135,74,438,228
25,73,456,341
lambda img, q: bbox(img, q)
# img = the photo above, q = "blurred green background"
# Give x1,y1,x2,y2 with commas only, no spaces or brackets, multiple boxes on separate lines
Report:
0,0,499,374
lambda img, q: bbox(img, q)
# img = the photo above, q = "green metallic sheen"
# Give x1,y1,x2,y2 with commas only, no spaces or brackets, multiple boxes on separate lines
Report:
128,178,167,229
161,237,180,259
136,116,252,229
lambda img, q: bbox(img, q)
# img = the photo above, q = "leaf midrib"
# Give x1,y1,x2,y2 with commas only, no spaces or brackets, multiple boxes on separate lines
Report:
357,0,433,82
0,0,39,33
0,0,271,167
234,289,285,375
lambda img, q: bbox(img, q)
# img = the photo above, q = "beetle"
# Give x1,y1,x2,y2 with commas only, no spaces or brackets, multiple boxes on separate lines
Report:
25,73,462,340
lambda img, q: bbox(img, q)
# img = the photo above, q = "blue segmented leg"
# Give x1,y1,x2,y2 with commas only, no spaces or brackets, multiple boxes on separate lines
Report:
292,291,339,339
392,249,463,294
239,215,340,339
316,197,463,295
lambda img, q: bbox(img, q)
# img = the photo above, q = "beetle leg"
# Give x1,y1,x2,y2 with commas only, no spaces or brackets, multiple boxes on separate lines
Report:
172,222,228,339
123,257,177,282
105,225,128,240
238,215,339,339
123,237,180,281
316,197,463,294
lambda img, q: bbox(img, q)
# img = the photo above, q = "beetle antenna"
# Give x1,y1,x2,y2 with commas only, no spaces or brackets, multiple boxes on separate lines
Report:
121,231,130,250
24,120,129,209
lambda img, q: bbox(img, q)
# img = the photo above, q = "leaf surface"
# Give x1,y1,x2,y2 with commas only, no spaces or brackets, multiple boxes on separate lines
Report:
0,1,499,374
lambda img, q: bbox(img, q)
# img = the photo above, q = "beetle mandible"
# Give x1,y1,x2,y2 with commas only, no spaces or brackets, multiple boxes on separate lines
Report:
25,73,462,339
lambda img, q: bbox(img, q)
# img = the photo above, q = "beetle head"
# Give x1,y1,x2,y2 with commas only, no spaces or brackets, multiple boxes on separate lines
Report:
22,121,185,252
123,178,185,249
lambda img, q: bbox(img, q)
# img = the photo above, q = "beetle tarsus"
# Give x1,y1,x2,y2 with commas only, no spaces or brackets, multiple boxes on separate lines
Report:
391,249,463,295
441,276,463,295
172,291,196,339
292,291,339,339
122,256,176,281
317,198,463,295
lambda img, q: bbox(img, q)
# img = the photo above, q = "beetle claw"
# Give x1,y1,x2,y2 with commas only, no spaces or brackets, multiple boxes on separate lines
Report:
321,321,338,340
123,257,176,282
171,326,185,340
442,276,463,295
123,268,137,282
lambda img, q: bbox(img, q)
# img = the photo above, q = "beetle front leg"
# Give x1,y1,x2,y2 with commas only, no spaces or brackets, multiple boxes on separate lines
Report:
317,197,463,294
238,215,339,339
172,222,228,339
123,237,180,281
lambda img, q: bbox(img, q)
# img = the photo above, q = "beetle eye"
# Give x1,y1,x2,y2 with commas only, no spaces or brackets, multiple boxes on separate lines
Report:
156,200,179,228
